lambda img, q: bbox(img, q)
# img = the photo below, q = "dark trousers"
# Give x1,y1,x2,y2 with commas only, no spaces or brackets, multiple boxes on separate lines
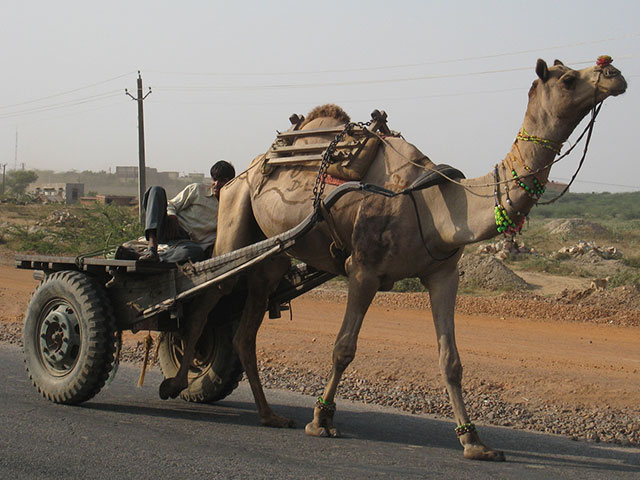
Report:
142,186,206,263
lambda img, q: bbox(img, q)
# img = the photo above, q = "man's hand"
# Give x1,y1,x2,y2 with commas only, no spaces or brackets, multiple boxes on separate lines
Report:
166,214,181,239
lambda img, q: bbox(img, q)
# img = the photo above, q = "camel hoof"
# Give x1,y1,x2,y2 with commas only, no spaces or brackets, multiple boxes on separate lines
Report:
159,378,185,400
260,414,296,429
463,445,506,462
304,422,341,438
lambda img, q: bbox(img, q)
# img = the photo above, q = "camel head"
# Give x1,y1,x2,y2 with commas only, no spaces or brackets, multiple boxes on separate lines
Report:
526,56,627,137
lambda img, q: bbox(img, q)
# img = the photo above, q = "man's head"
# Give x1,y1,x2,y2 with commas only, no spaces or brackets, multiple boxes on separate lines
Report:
210,160,235,199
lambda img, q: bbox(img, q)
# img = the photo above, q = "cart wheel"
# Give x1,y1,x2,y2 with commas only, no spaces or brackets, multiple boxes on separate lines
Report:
23,271,118,404
158,320,243,403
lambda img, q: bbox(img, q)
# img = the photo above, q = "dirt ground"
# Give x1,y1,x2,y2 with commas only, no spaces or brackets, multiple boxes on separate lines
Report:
2,259,639,442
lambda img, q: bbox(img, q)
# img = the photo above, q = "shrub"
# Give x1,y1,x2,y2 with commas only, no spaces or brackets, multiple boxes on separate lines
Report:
5,203,142,255
392,278,425,292
609,270,640,288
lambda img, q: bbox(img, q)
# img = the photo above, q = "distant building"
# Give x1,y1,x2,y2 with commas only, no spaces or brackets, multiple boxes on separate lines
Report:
115,166,206,185
95,194,135,206
115,166,159,182
29,183,84,204
185,173,205,183
115,166,138,180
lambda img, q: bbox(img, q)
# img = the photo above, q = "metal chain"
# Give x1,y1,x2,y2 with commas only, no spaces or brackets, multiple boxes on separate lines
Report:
312,120,371,210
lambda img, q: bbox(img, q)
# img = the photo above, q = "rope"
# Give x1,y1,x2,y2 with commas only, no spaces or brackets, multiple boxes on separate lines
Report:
536,71,604,205
374,94,603,205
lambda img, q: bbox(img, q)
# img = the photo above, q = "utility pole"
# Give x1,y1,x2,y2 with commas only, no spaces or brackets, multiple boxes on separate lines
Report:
1,163,7,196
14,130,18,171
126,71,152,223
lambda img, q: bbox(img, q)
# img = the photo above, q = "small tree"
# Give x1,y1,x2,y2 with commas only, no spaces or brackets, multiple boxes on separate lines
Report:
7,170,38,195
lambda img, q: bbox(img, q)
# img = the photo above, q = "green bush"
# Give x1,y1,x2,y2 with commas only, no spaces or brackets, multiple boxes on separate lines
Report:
609,269,640,288
509,255,581,276
531,191,640,220
392,278,425,292
5,203,142,255
622,256,640,269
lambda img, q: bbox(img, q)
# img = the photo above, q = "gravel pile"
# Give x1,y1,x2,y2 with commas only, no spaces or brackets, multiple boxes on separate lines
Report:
309,286,640,327
255,359,639,447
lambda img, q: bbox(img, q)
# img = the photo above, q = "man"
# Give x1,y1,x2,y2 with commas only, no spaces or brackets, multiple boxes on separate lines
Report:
132,160,235,263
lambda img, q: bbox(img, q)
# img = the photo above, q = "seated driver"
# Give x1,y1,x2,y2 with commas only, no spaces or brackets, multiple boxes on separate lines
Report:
132,160,235,263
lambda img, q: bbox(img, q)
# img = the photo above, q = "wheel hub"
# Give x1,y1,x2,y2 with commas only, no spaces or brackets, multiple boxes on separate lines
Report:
39,304,81,373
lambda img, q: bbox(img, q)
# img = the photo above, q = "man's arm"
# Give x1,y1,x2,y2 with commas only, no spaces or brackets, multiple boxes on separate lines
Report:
167,183,198,216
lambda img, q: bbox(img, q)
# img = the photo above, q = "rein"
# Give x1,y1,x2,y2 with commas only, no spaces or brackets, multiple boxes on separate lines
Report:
492,98,603,235
512,67,606,205
311,57,615,251
535,101,602,205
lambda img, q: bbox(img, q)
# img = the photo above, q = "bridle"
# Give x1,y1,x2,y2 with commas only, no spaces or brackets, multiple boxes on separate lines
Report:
513,56,621,205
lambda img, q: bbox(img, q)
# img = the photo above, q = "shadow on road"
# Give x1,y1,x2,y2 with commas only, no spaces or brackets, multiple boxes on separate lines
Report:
83,397,639,476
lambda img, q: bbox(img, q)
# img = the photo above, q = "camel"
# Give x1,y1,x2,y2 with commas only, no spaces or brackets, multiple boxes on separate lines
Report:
159,57,626,461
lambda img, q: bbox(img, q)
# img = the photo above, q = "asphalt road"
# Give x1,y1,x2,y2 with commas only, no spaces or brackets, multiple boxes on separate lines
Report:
1,344,638,480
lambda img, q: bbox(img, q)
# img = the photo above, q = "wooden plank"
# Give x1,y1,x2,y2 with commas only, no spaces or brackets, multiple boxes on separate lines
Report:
15,254,76,265
265,155,325,165
269,141,360,155
276,126,364,138
14,253,173,274
270,142,330,153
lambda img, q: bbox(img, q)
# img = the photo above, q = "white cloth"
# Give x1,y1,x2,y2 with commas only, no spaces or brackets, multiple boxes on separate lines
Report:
166,183,219,248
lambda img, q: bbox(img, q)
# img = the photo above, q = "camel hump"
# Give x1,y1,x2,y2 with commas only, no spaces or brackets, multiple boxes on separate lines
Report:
300,104,351,128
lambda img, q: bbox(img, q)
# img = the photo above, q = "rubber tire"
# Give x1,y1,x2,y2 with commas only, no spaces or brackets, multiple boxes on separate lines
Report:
23,271,118,404
158,320,244,403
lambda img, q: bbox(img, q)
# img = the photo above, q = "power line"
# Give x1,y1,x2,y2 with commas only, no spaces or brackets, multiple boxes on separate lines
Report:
551,177,640,190
150,86,524,108
0,71,136,110
147,33,639,77
0,91,122,120
11,98,129,126
153,55,635,93
154,65,534,92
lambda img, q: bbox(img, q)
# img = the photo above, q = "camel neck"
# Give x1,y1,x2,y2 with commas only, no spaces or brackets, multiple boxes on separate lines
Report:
489,124,564,235
451,128,560,242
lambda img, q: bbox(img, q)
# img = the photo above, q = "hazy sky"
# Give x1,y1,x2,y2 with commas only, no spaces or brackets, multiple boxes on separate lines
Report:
1,0,638,192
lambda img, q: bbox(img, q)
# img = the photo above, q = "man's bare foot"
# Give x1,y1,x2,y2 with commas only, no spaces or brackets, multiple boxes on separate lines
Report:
138,248,159,262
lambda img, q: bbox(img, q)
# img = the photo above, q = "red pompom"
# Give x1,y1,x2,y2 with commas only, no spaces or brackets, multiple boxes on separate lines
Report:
596,55,613,67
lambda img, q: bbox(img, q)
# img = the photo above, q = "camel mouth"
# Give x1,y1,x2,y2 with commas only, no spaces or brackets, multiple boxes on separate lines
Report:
607,85,627,96
600,78,627,97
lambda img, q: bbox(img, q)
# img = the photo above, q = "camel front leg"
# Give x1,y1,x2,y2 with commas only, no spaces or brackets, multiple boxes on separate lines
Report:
422,267,505,461
159,293,221,400
233,256,295,428
305,265,379,438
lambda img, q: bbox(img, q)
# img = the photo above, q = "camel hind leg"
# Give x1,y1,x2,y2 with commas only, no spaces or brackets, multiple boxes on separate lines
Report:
421,266,505,461
215,167,295,427
159,293,222,399
233,255,295,428
159,168,260,402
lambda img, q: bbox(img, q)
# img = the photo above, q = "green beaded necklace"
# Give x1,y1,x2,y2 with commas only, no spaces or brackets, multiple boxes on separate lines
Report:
494,165,525,236
509,139,552,200
516,127,563,155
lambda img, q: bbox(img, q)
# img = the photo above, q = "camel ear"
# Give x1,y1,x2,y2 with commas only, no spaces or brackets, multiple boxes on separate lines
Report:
553,59,565,67
536,59,549,82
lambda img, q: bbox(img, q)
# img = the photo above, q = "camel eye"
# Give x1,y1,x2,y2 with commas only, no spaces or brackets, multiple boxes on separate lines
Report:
561,74,577,89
